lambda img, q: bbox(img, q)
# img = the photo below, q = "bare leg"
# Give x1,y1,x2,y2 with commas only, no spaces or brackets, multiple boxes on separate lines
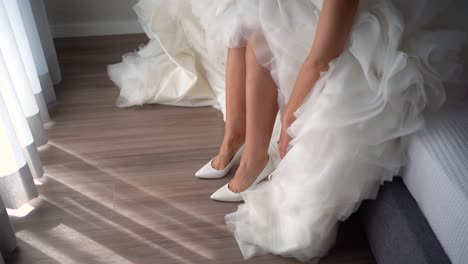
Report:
212,48,247,170
229,38,279,193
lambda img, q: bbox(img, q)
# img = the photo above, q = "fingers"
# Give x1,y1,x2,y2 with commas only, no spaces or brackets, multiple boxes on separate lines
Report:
278,129,290,160
279,139,286,159
280,148,286,160
279,141,284,159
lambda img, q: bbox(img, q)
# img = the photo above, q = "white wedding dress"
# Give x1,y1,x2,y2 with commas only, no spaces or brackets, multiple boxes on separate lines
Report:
108,0,467,262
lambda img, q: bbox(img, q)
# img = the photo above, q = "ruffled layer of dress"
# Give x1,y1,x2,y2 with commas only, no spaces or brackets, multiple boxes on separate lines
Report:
107,0,227,114
191,0,467,262
108,0,467,262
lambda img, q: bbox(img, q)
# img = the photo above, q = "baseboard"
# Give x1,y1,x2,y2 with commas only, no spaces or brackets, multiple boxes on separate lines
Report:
50,19,144,38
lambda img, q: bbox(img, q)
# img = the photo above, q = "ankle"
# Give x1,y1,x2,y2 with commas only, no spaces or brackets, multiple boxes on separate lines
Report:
222,133,245,151
239,153,268,170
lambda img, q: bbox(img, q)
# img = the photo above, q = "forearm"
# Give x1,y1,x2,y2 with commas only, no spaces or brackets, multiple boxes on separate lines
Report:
283,63,323,123
283,0,359,122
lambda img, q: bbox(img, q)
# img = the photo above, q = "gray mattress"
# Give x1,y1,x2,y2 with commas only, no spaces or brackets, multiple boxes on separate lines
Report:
402,100,468,264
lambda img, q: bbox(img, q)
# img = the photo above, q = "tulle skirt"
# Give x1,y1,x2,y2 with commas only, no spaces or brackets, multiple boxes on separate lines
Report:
194,0,466,262
107,0,226,112
108,0,467,262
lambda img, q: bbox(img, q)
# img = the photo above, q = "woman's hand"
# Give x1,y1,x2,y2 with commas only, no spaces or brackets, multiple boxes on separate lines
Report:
278,111,296,159
278,0,359,159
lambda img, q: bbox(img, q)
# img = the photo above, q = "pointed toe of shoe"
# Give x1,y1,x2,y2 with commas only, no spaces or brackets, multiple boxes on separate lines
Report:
195,159,228,179
194,164,209,178
210,155,274,202
210,184,243,202
209,190,223,201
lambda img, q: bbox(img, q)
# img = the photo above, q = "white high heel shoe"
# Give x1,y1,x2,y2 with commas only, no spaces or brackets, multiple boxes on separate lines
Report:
210,156,274,202
195,145,244,179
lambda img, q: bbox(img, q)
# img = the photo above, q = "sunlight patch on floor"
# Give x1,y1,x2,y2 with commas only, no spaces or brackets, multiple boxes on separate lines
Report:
17,229,75,264
17,224,134,264
64,197,213,263
34,179,43,185
7,203,35,217
47,140,220,225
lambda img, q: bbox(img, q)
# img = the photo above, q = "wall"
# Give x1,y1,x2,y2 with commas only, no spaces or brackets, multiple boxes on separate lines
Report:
44,0,143,38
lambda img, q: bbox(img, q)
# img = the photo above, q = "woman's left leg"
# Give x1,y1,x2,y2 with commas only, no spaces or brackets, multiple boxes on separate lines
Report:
212,48,247,170
229,36,279,193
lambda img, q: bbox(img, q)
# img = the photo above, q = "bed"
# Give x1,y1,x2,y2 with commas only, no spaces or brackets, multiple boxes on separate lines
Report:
360,98,468,264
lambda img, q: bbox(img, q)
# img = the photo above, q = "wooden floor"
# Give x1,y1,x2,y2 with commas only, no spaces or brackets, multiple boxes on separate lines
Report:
8,34,375,264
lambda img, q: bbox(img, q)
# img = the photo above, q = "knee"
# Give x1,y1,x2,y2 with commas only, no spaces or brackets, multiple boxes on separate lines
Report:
245,36,258,64
246,31,272,66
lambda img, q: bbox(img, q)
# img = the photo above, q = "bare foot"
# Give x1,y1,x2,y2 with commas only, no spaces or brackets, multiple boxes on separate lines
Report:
228,156,269,193
211,136,244,170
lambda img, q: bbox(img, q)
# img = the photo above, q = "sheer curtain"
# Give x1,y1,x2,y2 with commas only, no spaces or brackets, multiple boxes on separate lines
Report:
0,0,59,262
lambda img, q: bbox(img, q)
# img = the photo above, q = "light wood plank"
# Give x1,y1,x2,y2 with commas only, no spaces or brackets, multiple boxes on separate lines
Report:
8,34,375,264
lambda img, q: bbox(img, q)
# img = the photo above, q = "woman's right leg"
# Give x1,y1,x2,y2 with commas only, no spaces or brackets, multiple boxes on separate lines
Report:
212,48,247,170
229,37,279,193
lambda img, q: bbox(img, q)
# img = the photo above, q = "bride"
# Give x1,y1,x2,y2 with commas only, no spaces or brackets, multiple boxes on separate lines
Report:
109,0,466,262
